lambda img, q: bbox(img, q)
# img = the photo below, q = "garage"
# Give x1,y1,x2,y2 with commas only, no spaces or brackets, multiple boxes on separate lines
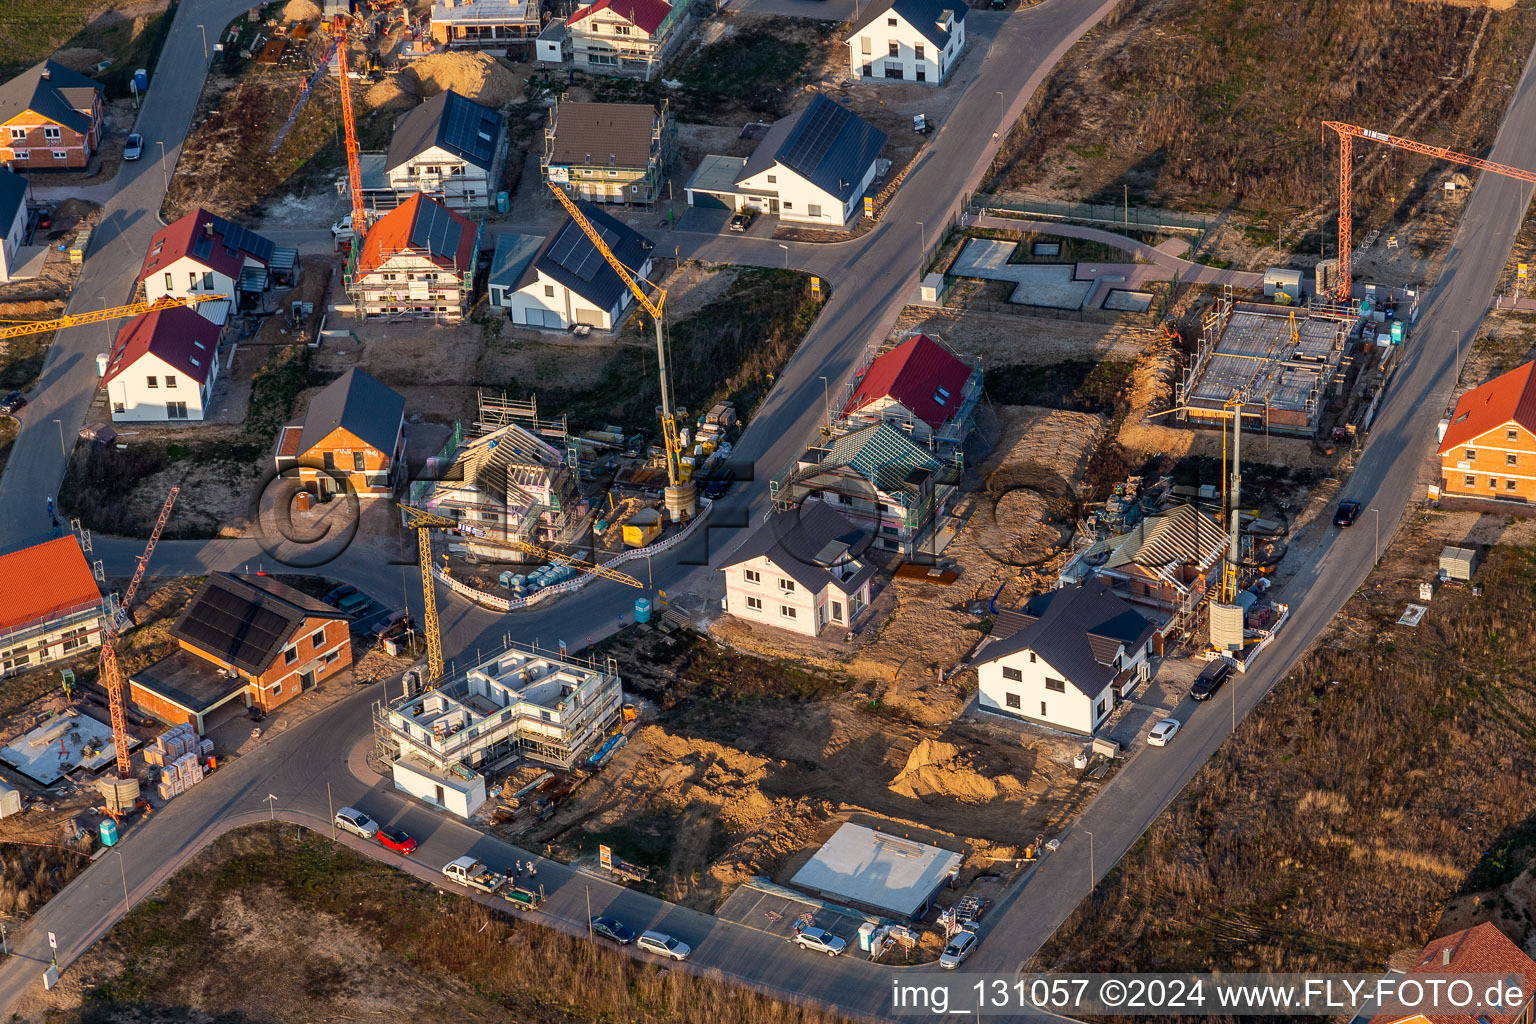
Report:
685,154,746,209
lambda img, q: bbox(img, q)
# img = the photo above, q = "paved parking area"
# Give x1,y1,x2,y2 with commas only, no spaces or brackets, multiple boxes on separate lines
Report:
716,878,875,949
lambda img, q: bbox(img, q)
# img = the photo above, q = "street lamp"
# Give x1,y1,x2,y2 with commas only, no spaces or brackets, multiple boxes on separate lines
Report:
1453,330,1461,378
996,90,1004,124
266,793,278,821
51,419,65,457
156,141,169,194
917,220,926,256
198,24,209,62
817,375,830,427
1369,507,1380,565
114,849,129,914
1085,830,1095,893
777,243,789,268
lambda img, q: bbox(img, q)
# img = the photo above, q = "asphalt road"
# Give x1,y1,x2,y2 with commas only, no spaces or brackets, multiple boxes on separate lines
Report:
0,1,245,552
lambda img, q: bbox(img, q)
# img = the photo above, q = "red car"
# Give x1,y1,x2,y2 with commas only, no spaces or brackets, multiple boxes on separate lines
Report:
377,825,417,855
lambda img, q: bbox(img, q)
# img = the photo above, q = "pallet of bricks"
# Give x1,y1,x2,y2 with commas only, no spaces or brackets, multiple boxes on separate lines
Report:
147,724,214,801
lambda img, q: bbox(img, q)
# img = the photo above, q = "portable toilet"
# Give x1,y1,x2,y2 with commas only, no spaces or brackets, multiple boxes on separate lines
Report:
496,191,510,214
0,780,20,819
634,597,652,623
99,818,119,847
133,68,149,93
1390,320,1404,344
95,352,109,377
857,921,878,952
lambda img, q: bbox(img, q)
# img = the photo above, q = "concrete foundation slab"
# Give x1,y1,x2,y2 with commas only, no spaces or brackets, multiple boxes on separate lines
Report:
1103,289,1153,312
0,711,137,784
1006,265,1093,309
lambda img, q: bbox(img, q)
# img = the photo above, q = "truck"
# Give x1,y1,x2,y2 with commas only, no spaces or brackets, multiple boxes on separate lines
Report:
441,856,505,894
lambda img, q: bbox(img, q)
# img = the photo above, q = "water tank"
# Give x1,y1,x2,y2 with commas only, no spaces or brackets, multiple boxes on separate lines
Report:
634,597,652,623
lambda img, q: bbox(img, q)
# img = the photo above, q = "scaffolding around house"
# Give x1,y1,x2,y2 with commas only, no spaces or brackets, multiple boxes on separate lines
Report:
831,329,984,454
474,392,570,443
542,97,674,206
345,220,483,320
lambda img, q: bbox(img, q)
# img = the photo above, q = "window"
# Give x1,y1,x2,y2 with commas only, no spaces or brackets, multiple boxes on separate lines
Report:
915,67,926,82
324,650,340,664
1040,701,1048,717
783,201,792,209
544,284,555,297
1509,479,1519,491
1505,453,1519,467
881,525,899,535
887,15,896,23
43,126,60,141
779,578,796,592
613,23,630,33
145,375,158,388
1028,652,1037,663
1489,477,1499,490
323,451,337,471
189,272,199,289
10,151,26,160
202,271,214,290
807,204,822,218
1006,693,1021,709
915,44,925,59
166,401,187,419
767,174,776,183
1002,666,1023,682
861,36,871,54
743,568,760,584
1465,475,1476,487
164,272,173,290
7,128,23,140
1045,678,1066,693
1508,429,1520,441
888,41,899,56
354,451,367,472
780,605,797,619
311,628,326,647
1097,698,1110,719
52,151,67,161
272,683,283,696
283,646,298,665
831,600,843,622
164,375,177,389
112,401,124,413
745,595,762,611
1466,449,1477,461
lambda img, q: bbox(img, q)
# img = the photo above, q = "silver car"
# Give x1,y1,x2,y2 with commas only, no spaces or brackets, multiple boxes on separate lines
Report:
636,931,691,961
939,929,977,969
123,133,143,161
793,926,846,956
334,806,379,839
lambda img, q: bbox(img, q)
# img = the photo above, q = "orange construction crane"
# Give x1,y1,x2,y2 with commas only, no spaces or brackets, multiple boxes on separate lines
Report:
1325,121,1536,301
0,294,228,342
100,486,179,778
331,14,368,245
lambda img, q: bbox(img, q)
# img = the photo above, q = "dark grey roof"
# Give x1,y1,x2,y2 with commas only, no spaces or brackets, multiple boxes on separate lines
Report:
0,61,101,137
294,367,406,455
518,202,654,312
172,574,345,676
977,582,1154,695
130,649,246,713
849,0,965,49
386,89,503,173
487,232,543,290
409,196,466,258
722,501,877,595
736,94,887,203
547,102,659,169
0,169,26,230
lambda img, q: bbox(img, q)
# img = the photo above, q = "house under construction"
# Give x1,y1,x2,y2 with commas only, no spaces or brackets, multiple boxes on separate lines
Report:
542,98,673,205
346,194,481,320
1176,296,1352,436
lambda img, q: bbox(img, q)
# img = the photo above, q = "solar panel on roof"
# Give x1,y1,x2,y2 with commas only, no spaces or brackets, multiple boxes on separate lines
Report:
439,92,499,166
192,234,212,260
410,201,464,262
779,98,846,179
547,220,615,282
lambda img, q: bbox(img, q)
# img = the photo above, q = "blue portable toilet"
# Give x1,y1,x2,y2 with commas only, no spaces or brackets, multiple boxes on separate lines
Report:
634,597,652,623
133,69,149,93
99,819,119,847
1390,320,1404,344
496,191,510,214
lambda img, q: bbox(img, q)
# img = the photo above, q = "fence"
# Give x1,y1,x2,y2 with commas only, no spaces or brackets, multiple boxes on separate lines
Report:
971,195,1211,234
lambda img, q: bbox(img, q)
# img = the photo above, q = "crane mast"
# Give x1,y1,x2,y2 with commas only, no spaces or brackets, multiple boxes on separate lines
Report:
332,15,368,243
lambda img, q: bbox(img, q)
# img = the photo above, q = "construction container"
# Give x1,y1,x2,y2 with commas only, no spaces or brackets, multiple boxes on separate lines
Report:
1440,546,1478,582
99,819,119,846
622,508,663,548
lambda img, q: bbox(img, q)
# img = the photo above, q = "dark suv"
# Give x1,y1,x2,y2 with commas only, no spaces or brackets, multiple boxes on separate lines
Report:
1191,658,1233,701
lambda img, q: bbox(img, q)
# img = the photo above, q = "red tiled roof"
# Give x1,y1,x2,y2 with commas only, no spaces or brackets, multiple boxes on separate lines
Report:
357,194,477,276
568,0,672,34
139,208,269,285
104,305,221,386
0,536,101,633
844,334,971,431
1370,922,1536,1024
1439,361,1536,454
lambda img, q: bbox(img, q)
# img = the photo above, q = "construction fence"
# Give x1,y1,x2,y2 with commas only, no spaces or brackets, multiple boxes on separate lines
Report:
971,195,1212,235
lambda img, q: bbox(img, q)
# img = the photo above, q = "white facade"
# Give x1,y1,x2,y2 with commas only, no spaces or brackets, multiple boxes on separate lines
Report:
0,190,25,283
976,640,1149,735
142,254,251,321
849,8,964,85
721,555,870,638
735,160,877,227
106,351,217,423
498,255,653,330
355,251,471,319
387,143,494,211
391,755,487,818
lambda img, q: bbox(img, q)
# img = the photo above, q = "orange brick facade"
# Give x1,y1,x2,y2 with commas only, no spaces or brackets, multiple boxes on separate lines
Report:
129,684,199,728
178,614,353,713
1439,421,1536,502
1,106,104,171
299,427,400,499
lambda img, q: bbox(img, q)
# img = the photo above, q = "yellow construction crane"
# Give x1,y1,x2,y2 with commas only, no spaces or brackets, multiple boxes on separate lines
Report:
0,294,229,341
544,182,695,521
399,503,642,685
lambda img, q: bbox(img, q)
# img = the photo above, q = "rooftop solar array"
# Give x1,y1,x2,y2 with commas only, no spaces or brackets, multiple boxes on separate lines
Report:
545,219,617,283
176,581,296,675
410,200,465,260
439,91,501,167
773,95,887,202
188,214,276,266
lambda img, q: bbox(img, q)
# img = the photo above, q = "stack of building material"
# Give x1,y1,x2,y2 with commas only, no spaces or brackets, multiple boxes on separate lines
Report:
151,724,207,802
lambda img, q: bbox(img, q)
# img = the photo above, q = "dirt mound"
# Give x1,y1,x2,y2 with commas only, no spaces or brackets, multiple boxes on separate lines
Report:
890,738,1030,804
364,77,418,113
280,0,321,21
51,48,109,73
408,52,521,105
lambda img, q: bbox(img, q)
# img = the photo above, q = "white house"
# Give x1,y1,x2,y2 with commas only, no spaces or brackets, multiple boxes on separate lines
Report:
566,0,685,79
103,305,222,422
847,0,966,85
385,89,505,211
841,333,981,449
973,582,1155,735
0,167,28,283
715,94,886,228
720,502,876,638
352,194,480,319
496,202,654,330
138,208,285,318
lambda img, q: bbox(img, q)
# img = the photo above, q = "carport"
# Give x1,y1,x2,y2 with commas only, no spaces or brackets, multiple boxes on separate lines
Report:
685,154,746,209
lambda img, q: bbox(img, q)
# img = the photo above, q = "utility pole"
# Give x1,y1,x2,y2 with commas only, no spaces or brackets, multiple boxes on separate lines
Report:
116,850,129,913
1085,830,1094,893
328,782,335,839
818,375,830,428
1123,184,1129,232
1370,507,1380,565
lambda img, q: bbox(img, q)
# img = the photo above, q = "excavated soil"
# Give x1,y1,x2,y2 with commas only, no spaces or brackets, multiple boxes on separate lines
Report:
408,51,523,105
280,0,321,20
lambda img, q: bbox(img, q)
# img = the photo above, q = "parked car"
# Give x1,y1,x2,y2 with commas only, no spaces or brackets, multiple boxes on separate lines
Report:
371,610,412,638
636,931,691,961
939,929,977,969
331,213,356,241
703,467,735,500
334,806,379,839
1147,718,1181,747
0,392,25,415
589,916,636,945
1190,658,1233,701
324,583,357,607
123,133,143,161
1333,499,1362,527
793,926,846,956
729,211,756,233
376,826,417,855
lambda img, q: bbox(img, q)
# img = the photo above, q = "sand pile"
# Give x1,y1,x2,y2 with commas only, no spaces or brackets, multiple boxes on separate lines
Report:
364,77,418,113
281,0,321,21
52,48,110,73
408,51,521,105
890,739,1030,804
